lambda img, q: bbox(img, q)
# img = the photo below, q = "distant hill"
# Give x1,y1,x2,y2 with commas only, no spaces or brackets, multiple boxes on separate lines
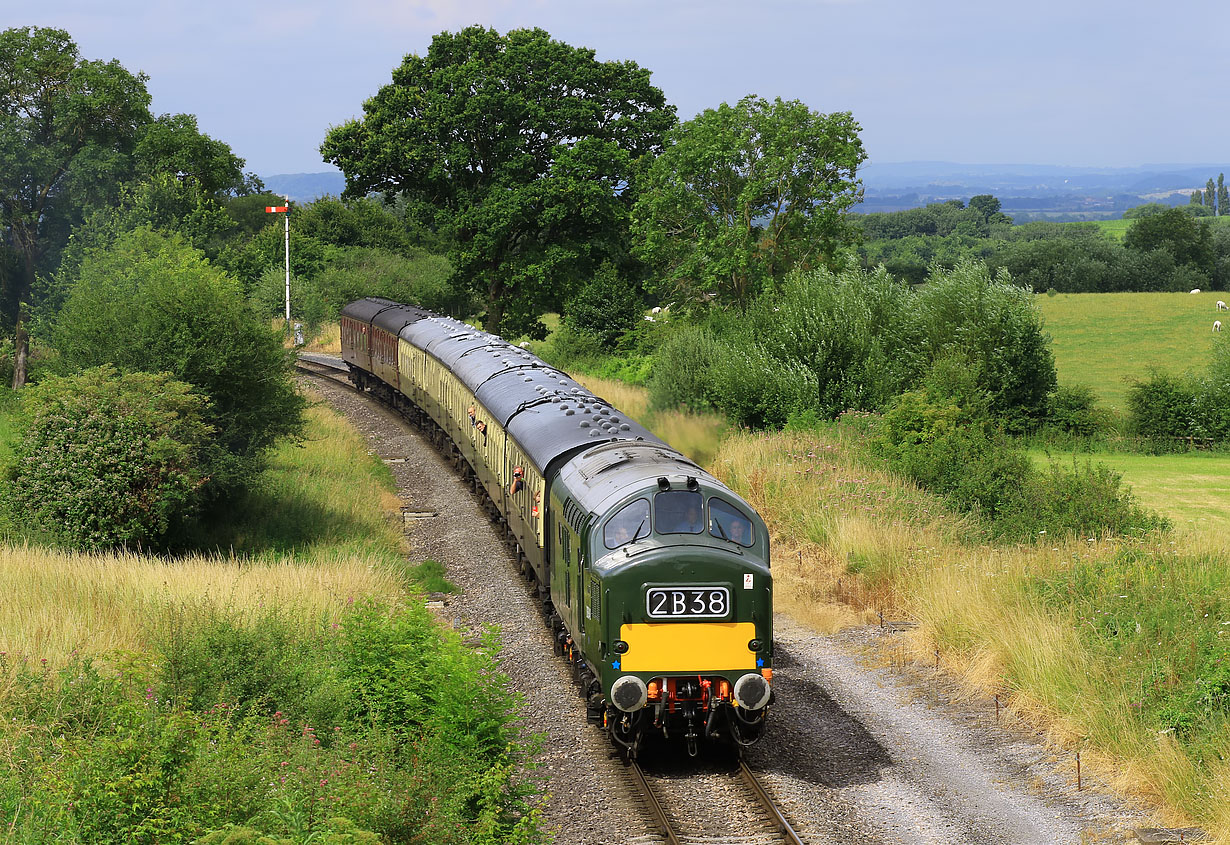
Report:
260,172,346,203
857,161,1230,221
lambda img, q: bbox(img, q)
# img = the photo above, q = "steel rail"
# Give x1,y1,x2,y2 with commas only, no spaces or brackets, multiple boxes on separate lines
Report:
738,760,806,845
626,760,682,845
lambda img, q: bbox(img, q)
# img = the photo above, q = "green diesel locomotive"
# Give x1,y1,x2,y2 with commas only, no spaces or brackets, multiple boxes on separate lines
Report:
341,297,773,756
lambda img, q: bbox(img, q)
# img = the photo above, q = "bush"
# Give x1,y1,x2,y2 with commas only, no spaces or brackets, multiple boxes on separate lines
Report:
647,322,724,412
878,373,1164,541
54,227,305,494
1045,383,1109,438
1126,370,1201,446
4,366,212,550
914,260,1056,432
563,263,644,351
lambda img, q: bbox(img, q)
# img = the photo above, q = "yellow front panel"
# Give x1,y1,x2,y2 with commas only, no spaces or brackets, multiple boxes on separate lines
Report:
619,622,757,672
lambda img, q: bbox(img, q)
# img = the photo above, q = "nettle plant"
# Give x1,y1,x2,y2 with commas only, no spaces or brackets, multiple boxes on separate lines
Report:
6,365,212,550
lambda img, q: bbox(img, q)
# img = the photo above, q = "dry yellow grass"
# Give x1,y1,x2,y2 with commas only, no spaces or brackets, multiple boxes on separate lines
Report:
711,425,1230,839
0,546,405,665
0,388,408,668
273,319,342,355
573,375,727,466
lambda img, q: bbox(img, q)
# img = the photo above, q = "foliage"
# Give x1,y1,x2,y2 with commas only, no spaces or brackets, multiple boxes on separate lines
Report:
1044,383,1109,438
133,112,253,197
1123,207,1214,279
858,197,1012,241
0,598,543,844
1125,340,1230,448
0,26,153,384
876,370,1163,540
322,26,675,338
648,261,1054,431
250,246,458,328
53,228,305,493
914,261,1056,431
3,366,211,549
562,262,644,351
646,322,725,413
633,95,865,310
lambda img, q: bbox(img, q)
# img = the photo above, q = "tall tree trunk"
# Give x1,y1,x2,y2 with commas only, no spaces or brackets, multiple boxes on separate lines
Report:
11,306,28,389
11,249,36,388
484,273,505,335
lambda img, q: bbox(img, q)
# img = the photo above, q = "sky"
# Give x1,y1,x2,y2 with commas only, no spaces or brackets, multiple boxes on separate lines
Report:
11,0,1230,178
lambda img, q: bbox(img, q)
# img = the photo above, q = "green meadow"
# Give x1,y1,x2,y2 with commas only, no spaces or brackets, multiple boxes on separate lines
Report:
1036,290,1224,410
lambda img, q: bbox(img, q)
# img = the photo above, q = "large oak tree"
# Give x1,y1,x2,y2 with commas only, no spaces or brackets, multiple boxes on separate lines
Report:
321,26,675,337
632,95,866,311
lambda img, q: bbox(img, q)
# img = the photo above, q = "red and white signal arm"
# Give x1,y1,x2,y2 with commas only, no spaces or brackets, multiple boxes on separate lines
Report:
265,205,289,213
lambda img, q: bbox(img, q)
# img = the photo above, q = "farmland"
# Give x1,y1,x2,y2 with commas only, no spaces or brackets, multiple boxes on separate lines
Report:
1036,290,1224,410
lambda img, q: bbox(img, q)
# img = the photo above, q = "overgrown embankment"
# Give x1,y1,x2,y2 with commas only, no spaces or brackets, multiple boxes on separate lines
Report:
715,420,1230,840
0,394,543,844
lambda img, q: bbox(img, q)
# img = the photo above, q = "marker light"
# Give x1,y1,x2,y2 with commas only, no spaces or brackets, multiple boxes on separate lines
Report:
613,640,629,654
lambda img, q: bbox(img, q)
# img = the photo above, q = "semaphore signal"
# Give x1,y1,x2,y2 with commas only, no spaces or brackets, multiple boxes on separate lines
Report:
264,196,291,323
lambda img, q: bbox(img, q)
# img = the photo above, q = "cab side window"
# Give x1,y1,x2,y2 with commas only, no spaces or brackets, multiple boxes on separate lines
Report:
604,499,649,549
655,490,703,535
709,496,754,547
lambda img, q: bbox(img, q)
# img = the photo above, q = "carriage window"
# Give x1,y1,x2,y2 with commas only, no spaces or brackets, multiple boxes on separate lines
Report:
604,499,649,549
709,497,754,548
655,490,703,535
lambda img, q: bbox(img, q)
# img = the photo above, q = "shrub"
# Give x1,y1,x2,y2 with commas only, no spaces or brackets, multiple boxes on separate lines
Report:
914,260,1056,432
1126,370,1201,446
53,227,305,493
647,322,724,412
1,598,544,844
563,262,644,351
4,365,212,550
878,373,1164,541
1045,383,1109,438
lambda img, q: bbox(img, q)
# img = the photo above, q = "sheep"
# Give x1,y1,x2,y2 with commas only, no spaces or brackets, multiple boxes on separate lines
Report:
1218,301,1228,311
1215,320,1223,332
518,341,530,349
651,306,662,315
1192,289,1202,294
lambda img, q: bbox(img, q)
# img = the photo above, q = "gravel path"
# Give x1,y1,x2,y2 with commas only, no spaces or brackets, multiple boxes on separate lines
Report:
306,370,1158,845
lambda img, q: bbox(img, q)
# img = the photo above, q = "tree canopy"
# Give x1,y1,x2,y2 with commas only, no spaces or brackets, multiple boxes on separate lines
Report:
0,26,152,386
632,95,866,310
1124,206,1214,275
322,26,676,337
53,228,305,493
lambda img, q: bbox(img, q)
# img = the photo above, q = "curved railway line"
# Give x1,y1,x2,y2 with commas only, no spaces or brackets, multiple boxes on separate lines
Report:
297,352,808,844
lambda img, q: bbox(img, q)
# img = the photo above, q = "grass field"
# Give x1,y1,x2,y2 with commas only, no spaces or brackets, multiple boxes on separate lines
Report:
1036,291,1225,410
1033,449,1230,534
1088,215,1230,241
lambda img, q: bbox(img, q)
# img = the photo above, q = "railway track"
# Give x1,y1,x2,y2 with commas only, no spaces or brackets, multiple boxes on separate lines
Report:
295,353,353,384
627,756,807,845
302,351,806,844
